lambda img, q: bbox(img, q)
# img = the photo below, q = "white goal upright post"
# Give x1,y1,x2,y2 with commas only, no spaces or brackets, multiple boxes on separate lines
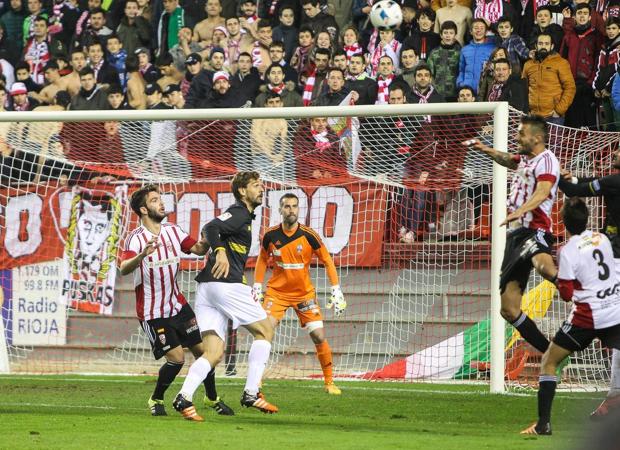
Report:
0,101,516,394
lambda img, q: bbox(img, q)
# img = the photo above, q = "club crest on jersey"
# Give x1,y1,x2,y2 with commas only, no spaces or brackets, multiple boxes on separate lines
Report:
159,334,166,345
296,244,303,253
273,249,281,256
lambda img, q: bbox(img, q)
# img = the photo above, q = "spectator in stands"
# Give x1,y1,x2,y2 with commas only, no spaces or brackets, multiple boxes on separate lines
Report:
0,0,26,65
192,0,224,48
434,0,472,45
239,0,259,34
403,7,441,60
456,18,496,94
301,0,339,43
206,45,226,73
291,26,314,80
269,41,298,83
223,17,244,65
73,8,113,52
480,57,528,111
561,4,605,128
427,20,461,101
156,52,184,89
23,16,66,85
472,0,520,31
457,84,476,101
230,52,261,104
250,92,288,165
9,81,38,110
30,60,64,105
15,61,41,92
0,86,6,111
332,49,348,72
302,47,330,105
23,0,47,46
314,30,335,59
169,26,201,71
202,70,247,107
163,83,184,108
116,0,151,56
368,28,402,77
375,55,396,104
70,67,108,110
496,16,529,76
157,0,186,56
342,26,362,61
522,32,575,124
407,62,445,103
63,50,86,97
241,19,273,76
125,54,147,109
0,48,14,90
135,47,161,83
272,6,297,62
255,63,303,107
546,0,571,26
528,6,564,51
345,54,376,105
184,52,213,108
35,89,70,111
575,0,606,35
400,0,419,38
594,16,620,130
106,84,132,109
312,67,358,106
88,41,121,87
294,116,347,182
106,34,127,89
145,82,171,109
477,47,509,102
394,48,419,90
181,51,201,96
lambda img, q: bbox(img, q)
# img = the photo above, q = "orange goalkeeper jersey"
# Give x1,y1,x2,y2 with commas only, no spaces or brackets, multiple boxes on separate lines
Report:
255,223,339,301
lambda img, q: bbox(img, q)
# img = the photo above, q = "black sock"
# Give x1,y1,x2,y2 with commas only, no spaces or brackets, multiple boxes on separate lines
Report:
511,312,549,353
538,375,557,426
152,361,183,401
203,368,217,401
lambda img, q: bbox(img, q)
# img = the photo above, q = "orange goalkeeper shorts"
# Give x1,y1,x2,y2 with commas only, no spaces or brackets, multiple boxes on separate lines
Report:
262,295,323,328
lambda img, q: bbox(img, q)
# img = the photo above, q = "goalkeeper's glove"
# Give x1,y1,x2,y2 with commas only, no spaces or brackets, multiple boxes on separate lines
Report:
326,285,347,317
252,283,264,304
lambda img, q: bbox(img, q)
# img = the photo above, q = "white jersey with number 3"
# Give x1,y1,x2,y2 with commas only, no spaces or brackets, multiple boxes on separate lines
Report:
559,230,620,329
508,149,560,233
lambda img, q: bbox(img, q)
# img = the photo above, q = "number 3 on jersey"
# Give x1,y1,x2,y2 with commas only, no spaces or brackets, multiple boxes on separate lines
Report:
592,249,610,281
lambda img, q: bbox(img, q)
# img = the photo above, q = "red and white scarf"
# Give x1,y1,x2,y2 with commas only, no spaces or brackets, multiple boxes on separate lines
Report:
269,83,285,94
227,35,242,63
302,69,317,106
487,82,504,101
91,58,104,81
311,129,331,151
412,85,435,121
375,74,394,104
251,41,263,69
369,39,400,77
268,0,279,16
13,98,30,112
520,0,548,16
474,0,503,25
24,39,50,85
245,14,258,24
344,43,362,61
292,45,311,75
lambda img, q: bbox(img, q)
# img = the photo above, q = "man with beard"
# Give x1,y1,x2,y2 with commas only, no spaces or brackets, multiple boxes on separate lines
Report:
312,68,358,106
120,185,234,418
522,33,575,125
465,115,560,356
69,67,108,110
253,192,346,395
254,63,303,107
173,172,279,420
301,48,330,106
479,58,528,112
559,149,620,420
202,71,246,108
345,54,377,105
240,19,273,76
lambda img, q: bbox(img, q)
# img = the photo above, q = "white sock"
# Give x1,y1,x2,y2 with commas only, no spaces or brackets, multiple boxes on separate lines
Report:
244,339,271,395
179,357,212,401
610,349,620,397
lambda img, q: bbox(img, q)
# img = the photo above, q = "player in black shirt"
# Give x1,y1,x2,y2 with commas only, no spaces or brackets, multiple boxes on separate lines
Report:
173,171,278,421
559,149,620,419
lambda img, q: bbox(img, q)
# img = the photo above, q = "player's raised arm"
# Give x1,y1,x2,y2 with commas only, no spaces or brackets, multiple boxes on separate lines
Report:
462,139,519,170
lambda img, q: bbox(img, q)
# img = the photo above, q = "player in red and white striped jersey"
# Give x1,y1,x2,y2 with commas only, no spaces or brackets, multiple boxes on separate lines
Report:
120,185,233,419
466,115,559,355
522,198,620,435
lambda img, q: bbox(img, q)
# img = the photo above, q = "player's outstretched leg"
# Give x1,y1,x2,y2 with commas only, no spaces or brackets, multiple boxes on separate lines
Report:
241,320,278,413
308,323,341,395
502,281,549,353
148,356,184,416
203,368,234,415
592,349,620,420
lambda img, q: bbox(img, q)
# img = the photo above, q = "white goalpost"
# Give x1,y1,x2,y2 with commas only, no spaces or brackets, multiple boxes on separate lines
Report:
3,101,611,395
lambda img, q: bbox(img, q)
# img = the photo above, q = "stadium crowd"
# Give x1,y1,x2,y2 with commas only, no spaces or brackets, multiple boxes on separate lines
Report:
0,0,617,129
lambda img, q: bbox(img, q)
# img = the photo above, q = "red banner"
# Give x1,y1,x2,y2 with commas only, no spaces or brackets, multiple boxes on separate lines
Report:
0,181,387,270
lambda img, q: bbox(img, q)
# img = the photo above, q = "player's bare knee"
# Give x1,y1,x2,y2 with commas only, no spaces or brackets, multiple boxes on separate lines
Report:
307,322,325,344
165,346,185,364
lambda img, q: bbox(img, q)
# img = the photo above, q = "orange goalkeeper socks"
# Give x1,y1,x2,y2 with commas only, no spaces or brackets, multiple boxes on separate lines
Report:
315,341,334,385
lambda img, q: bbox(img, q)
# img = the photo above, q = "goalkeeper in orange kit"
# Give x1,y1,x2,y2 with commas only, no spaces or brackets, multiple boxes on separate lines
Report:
253,192,346,395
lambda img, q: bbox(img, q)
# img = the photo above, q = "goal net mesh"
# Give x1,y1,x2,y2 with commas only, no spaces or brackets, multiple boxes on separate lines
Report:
0,107,616,391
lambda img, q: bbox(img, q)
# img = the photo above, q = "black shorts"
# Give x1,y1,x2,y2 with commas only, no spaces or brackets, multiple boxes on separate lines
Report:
140,303,202,360
500,227,554,293
553,321,620,352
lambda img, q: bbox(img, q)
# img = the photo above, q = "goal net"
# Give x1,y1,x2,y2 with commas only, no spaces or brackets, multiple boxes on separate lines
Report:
0,104,615,392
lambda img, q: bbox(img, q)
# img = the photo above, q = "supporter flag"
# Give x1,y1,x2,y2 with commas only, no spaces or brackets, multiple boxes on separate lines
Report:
328,92,362,171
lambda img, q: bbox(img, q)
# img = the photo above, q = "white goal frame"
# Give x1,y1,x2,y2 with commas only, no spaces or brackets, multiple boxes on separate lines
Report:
0,102,509,393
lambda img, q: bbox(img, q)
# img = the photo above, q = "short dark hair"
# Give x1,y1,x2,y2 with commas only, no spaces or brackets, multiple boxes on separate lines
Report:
350,54,365,63
561,197,589,235
388,83,407,95
269,41,285,51
497,15,513,27
413,62,431,77
299,25,314,36
493,58,511,67
265,63,284,77
458,85,475,97
87,40,104,51
156,52,173,67
130,184,159,216
536,32,554,44
440,20,457,33
34,15,47,25
55,90,71,107
315,48,331,58
279,192,298,206
125,55,139,72
418,7,435,22
256,19,271,30
521,114,549,142
575,3,591,13
107,32,121,43
327,67,345,79
606,16,620,27
265,91,282,102
79,67,95,78
232,171,260,202
471,18,488,29
536,5,552,15
90,7,105,16
301,0,320,6
238,51,252,61
333,48,346,58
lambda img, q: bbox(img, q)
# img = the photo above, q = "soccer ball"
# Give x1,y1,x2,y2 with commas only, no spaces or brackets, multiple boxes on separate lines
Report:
369,0,403,31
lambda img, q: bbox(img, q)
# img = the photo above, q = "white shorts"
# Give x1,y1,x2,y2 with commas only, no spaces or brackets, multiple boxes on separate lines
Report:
194,281,267,341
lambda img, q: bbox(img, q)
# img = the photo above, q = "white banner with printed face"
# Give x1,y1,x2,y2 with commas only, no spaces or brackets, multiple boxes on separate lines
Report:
59,185,127,315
